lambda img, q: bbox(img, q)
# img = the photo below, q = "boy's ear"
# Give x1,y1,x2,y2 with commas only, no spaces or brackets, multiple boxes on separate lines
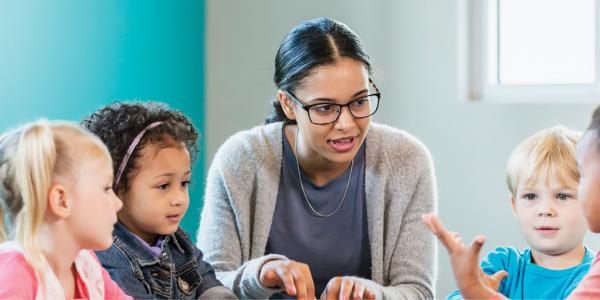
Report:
277,90,297,121
510,196,517,215
47,184,72,219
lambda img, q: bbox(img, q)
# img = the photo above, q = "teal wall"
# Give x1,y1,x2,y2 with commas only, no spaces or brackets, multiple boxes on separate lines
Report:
0,1,205,240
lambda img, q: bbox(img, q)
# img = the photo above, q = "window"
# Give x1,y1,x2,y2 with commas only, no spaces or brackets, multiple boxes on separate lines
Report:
461,0,600,102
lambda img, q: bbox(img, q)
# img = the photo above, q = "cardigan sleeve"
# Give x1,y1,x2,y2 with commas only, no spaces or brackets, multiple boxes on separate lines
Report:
385,140,437,299
196,133,286,299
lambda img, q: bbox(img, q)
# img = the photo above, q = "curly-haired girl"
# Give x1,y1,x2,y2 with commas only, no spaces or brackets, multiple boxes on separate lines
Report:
83,102,236,299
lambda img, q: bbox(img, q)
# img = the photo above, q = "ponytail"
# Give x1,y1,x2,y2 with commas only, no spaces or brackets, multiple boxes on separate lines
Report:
14,121,56,273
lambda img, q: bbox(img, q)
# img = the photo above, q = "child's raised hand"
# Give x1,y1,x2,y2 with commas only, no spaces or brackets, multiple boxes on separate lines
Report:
422,213,508,300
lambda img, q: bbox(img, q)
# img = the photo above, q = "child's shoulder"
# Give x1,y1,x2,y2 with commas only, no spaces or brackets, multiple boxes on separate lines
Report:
0,248,37,297
583,247,597,264
487,246,527,256
483,246,529,266
172,227,206,259
94,226,134,268
174,227,194,242
173,227,198,252
0,248,33,271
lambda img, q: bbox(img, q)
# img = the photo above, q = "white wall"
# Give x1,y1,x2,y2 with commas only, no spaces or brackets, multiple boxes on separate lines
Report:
206,0,599,297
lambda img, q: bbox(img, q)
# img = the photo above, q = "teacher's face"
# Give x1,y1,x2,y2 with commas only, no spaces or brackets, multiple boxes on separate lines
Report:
283,57,372,164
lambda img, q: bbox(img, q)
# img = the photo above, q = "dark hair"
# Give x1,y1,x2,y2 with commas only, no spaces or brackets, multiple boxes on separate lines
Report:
82,101,199,194
0,128,23,239
586,105,600,153
265,17,372,124
588,106,600,136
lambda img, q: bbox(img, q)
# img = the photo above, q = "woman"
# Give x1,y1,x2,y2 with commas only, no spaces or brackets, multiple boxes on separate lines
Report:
198,17,437,299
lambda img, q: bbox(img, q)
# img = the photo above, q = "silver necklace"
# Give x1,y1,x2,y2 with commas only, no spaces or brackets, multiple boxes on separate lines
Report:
294,127,353,217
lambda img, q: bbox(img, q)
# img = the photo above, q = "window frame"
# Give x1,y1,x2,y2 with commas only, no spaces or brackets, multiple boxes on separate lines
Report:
460,0,600,103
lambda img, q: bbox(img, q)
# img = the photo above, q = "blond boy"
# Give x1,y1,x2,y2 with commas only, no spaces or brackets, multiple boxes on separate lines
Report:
447,126,593,299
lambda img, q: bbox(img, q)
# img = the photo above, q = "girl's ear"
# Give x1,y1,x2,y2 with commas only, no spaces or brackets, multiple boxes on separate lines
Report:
277,90,297,121
47,184,72,218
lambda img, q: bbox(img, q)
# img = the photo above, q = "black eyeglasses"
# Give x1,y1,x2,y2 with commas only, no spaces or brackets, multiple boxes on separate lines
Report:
286,79,381,125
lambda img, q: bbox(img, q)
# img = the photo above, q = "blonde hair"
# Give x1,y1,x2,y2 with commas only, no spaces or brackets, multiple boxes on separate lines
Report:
506,125,581,197
0,119,110,278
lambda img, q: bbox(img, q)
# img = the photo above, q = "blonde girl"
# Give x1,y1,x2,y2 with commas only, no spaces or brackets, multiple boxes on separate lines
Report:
0,120,129,299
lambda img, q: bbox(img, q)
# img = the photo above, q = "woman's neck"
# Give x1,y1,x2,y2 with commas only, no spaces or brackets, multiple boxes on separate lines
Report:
285,125,351,187
530,244,585,270
38,223,80,298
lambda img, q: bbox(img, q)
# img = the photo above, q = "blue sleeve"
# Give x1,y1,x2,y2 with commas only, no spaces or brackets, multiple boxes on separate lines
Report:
445,247,512,300
480,247,512,295
446,288,464,300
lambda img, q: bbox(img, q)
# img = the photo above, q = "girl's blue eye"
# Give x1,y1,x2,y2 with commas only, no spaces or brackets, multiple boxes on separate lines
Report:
557,193,572,201
522,193,537,200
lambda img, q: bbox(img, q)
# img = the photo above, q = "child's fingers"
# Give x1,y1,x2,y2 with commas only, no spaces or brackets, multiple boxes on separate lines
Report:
490,270,508,282
486,270,508,292
422,213,457,252
421,214,438,234
468,235,486,258
449,231,465,246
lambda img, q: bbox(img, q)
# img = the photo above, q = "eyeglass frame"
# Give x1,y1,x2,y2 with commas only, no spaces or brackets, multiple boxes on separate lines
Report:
284,79,382,125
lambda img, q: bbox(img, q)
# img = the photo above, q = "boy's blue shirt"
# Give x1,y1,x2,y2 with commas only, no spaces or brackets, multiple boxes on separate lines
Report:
447,246,595,300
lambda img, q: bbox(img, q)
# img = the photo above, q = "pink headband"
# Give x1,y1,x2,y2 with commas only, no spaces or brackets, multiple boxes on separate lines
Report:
114,121,163,188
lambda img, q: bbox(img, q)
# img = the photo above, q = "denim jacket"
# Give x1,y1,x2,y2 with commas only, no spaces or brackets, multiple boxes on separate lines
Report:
96,222,234,299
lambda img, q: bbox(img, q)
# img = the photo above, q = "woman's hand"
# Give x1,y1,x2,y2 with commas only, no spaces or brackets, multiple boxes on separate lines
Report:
259,259,316,300
422,213,508,300
320,276,376,300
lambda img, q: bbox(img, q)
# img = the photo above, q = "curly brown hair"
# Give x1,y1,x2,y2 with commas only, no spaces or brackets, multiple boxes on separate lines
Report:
82,101,199,194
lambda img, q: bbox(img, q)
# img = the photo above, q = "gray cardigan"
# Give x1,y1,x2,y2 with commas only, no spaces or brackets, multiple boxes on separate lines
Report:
197,122,437,299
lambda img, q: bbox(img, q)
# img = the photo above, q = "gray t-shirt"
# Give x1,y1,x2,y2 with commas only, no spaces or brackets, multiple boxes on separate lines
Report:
265,127,372,297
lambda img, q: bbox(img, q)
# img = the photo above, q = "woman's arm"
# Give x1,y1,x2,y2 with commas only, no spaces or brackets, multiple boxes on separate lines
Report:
197,130,320,299
363,158,437,299
196,155,285,299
